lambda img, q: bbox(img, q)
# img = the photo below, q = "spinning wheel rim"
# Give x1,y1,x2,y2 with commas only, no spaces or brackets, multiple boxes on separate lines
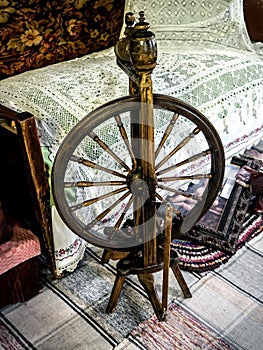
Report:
52,93,225,250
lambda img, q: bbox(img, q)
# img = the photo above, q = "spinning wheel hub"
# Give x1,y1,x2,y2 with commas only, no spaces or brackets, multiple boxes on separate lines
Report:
126,167,154,198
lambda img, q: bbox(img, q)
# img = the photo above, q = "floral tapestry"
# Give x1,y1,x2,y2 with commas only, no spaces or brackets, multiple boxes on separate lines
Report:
0,0,125,78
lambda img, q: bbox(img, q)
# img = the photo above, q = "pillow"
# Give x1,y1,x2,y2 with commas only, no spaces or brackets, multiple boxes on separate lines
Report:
123,0,253,51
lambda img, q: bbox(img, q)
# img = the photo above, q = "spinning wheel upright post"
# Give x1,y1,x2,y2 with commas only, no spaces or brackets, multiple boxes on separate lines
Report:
107,11,189,320
125,11,158,268
52,11,225,321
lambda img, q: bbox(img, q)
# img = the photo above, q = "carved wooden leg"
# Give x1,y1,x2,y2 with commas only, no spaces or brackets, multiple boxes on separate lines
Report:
171,265,192,298
106,274,126,314
138,273,166,321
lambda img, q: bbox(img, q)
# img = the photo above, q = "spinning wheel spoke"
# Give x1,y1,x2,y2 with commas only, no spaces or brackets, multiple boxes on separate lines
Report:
115,115,137,168
156,126,200,170
70,155,127,179
70,187,128,212
86,191,131,230
88,131,131,172
114,194,135,229
156,149,211,176
157,184,203,202
64,180,126,188
155,112,179,158
158,174,212,182
155,192,184,219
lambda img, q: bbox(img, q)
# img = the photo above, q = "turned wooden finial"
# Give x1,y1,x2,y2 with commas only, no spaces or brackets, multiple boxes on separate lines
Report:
130,11,157,72
134,11,150,31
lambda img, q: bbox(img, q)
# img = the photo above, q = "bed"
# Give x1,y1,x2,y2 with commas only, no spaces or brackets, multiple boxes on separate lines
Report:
0,0,262,277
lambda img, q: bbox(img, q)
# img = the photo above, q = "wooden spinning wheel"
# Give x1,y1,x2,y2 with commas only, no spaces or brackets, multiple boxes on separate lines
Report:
52,12,225,320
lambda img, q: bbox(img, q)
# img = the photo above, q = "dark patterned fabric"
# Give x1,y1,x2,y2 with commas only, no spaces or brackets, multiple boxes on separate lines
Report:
0,0,125,79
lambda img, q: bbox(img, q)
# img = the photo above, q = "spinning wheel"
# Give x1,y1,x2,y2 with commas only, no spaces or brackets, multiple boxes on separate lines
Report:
52,94,224,248
52,11,225,320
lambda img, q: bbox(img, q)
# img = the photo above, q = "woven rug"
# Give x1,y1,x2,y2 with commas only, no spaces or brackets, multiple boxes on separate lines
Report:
129,303,234,350
172,214,263,272
0,319,29,350
0,291,237,350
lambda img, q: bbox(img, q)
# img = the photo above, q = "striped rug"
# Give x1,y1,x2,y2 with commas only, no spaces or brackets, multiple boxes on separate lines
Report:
130,303,234,350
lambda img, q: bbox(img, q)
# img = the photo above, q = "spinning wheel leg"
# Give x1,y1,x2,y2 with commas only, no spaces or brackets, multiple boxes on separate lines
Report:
101,249,112,264
171,265,192,298
138,273,165,321
106,274,126,314
106,251,191,321
106,203,191,321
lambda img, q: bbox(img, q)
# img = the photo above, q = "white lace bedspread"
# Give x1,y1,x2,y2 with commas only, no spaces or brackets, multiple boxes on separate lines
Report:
0,0,262,275
1,45,262,162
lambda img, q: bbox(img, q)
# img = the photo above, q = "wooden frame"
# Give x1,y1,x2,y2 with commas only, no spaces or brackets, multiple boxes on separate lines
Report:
0,105,57,276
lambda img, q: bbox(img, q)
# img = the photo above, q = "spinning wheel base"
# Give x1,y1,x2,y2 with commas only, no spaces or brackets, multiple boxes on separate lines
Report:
106,248,191,321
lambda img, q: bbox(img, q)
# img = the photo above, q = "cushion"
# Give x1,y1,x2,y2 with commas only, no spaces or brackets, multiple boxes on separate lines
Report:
0,223,41,275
